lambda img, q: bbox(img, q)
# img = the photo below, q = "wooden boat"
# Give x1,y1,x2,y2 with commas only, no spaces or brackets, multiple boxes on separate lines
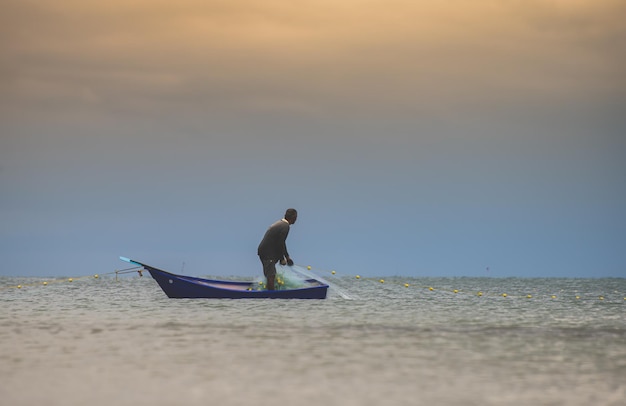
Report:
120,257,328,299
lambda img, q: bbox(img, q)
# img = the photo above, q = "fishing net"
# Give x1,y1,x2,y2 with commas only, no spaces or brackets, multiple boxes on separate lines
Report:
257,265,308,290
256,264,354,298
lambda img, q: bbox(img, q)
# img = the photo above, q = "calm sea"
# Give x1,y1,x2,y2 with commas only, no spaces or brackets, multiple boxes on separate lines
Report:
1,272,625,406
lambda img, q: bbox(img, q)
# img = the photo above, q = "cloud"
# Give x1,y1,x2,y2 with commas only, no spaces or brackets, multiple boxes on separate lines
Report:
2,0,624,122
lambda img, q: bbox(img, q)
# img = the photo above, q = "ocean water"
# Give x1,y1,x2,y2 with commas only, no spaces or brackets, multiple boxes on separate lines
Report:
1,273,625,406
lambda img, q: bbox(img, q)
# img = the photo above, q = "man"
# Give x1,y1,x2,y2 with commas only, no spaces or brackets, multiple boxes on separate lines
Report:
257,208,297,290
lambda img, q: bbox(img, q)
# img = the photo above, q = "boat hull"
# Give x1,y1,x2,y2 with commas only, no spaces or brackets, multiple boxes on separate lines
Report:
122,258,328,299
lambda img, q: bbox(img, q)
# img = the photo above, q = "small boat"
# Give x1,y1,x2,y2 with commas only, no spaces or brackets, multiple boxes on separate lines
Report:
120,257,328,299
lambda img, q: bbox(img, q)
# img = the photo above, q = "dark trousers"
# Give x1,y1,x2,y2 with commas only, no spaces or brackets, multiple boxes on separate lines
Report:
260,257,277,290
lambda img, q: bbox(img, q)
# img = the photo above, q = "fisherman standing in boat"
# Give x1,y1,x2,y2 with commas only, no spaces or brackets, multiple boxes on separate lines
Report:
258,208,297,290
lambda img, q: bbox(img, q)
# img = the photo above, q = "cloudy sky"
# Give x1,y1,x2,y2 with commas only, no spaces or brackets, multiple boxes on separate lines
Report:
2,0,625,278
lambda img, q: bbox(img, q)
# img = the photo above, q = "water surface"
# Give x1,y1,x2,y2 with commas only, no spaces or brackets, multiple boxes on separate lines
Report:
1,275,624,405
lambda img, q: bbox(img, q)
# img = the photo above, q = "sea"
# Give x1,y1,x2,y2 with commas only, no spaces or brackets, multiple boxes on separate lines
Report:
1,272,625,406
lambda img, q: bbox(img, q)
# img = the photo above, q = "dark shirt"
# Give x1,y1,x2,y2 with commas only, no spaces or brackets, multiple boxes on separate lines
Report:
257,219,290,261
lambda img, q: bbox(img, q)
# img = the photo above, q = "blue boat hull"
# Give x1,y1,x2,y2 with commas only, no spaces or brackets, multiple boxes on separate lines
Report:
121,258,328,299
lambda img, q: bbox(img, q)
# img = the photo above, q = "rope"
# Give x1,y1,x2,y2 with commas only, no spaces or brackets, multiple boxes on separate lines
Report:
0,266,144,290
302,265,626,302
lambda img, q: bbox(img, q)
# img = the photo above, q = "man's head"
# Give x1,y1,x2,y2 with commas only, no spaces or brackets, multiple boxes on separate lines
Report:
284,208,298,224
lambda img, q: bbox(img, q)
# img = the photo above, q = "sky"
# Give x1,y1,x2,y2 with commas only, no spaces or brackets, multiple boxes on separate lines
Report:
1,0,625,278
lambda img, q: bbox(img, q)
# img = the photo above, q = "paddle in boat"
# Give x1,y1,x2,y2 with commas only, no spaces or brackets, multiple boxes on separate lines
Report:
119,257,328,299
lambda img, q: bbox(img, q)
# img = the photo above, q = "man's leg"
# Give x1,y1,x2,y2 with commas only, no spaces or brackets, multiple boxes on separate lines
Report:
260,258,276,290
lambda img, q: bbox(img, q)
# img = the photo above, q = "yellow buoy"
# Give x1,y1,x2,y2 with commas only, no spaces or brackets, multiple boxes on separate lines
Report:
355,275,361,279
527,295,532,299
551,295,556,299
477,292,483,297
331,270,336,275
68,278,73,282
576,296,580,300
404,283,409,288
94,274,99,279
502,293,507,297
307,266,311,270
17,285,22,289
599,296,604,300
43,281,48,286
379,279,385,284
453,289,458,294
429,287,434,291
